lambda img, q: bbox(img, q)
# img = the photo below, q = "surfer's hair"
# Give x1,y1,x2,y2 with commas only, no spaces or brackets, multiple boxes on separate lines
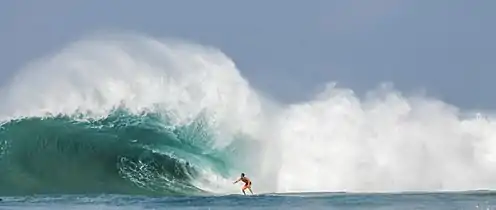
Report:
241,173,245,177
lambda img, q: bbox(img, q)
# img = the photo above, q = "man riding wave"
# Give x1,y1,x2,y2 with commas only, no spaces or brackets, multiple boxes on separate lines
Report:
233,173,253,195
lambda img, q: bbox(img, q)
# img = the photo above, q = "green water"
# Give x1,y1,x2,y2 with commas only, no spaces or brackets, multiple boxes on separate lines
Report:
0,109,245,196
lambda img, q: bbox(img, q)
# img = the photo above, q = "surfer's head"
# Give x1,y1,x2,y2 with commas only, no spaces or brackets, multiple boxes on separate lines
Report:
241,173,245,177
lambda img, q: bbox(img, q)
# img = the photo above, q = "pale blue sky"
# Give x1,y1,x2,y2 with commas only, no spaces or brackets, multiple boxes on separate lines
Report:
1,1,495,109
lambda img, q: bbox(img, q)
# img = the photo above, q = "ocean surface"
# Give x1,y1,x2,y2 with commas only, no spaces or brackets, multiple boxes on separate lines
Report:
1,191,496,209
1,33,496,209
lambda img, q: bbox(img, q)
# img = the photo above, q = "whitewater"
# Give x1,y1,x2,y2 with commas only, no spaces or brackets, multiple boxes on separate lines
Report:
1,32,496,200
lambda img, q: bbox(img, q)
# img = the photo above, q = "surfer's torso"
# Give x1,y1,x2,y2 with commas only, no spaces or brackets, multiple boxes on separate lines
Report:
241,177,251,185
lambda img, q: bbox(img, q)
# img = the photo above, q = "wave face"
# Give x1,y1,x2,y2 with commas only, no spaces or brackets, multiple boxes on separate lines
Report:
0,110,258,195
2,32,496,196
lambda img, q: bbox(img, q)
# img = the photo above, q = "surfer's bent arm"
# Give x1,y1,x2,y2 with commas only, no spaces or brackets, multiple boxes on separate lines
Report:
233,178,241,184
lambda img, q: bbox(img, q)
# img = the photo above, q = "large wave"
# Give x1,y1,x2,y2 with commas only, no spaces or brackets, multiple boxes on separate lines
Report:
0,111,224,195
1,32,496,196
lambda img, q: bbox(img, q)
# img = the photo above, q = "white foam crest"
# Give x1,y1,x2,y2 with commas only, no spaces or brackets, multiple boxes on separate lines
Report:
272,83,496,193
0,33,265,147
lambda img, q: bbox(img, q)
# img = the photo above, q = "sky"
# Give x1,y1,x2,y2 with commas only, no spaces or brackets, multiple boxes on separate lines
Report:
1,0,495,109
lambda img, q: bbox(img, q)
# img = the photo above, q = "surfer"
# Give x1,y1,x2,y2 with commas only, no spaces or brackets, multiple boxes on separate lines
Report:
233,173,253,195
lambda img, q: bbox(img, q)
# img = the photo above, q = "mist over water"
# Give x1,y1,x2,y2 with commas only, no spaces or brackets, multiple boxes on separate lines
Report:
1,32,496,195
276,84,496,192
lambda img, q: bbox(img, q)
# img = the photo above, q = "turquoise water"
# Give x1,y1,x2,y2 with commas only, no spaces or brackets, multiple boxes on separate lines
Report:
0,110,246,196
1,191,496,209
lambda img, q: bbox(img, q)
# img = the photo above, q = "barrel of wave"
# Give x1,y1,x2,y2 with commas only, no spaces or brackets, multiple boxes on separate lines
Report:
0,32,284,195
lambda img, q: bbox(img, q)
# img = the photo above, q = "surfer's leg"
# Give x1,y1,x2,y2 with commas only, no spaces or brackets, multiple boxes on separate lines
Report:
242,185,248,195
248,182,253,194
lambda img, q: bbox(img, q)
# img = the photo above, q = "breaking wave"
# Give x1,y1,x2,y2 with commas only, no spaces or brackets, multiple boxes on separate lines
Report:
1,32,496,196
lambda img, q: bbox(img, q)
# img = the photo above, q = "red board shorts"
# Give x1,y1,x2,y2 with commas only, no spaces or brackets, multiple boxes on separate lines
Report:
242,181,252,190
